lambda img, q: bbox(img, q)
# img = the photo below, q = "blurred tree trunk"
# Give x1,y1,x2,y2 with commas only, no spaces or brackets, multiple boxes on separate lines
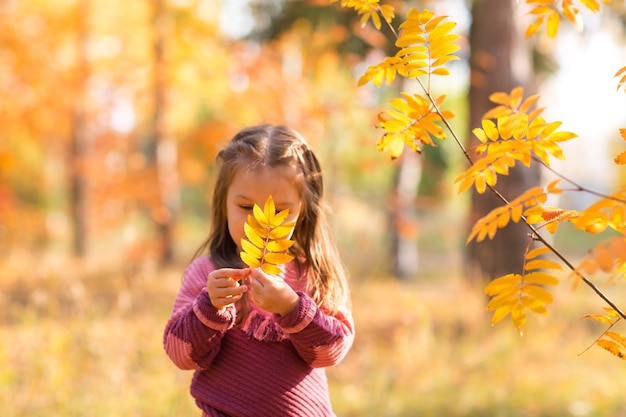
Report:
69,0,90,257
466,0,540,282
150,0,179,264
389,151,421,279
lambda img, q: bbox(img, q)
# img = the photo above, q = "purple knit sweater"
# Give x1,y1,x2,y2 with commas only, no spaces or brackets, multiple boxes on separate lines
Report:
163,256,354,417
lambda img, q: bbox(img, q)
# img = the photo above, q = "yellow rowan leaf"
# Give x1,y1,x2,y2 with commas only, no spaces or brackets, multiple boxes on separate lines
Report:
547,9,560,37
264,252,294,265
520,294,548,315
581,313,614,325
605,307,621,319
524,259,563,271
269,222,297,240
431,68,451,76
266,239,295,252
244,222,265,248
523,271,559,286
521,284,554,305
519,94,540,113
483,105,512,120
614,151,626,165
487,288,520,311
483,119,499,141
254,203,270,228
512,303,527,336
526,246,552,259
455,174,475,195
489,92,510,106
509,86,524,108
473,127,488,144
247,215,269,238
525,21,542,38
597,338,626,360
546,179,562,194
606,331,626,348
616,66,626,92
377,134,406,160
485,273,522,296
491,305,513,326
241,238,262,259
240,251,261,268
358,57,403,87
475,174,487,194
261,263,282,275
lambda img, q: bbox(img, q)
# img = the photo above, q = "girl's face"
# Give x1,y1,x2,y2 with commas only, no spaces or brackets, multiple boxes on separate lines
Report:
226,165,302,251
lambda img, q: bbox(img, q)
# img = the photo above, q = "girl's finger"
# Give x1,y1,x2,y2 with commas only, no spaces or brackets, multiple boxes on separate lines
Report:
213,268,249,279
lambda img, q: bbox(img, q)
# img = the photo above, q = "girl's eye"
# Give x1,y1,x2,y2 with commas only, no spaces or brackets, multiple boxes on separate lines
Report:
239,205,253,211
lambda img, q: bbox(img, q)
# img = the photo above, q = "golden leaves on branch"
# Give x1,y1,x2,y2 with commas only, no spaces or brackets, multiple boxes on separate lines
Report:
395,9,460,78
485,247,561,336
524,0,609,38
353,7,459,159
582,308,626,360
466,180,563,244
358,8,460,86
332,0,626,359
329,0,394,29
376,93,453,159
240,196,296,275
596,332,626,360
455,87,576,195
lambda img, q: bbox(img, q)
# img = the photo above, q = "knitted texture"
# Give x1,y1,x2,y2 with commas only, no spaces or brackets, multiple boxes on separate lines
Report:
163,256,354,417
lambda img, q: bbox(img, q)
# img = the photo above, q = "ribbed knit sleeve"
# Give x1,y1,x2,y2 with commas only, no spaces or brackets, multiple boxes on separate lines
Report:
163,257,236,370
276,291,354,368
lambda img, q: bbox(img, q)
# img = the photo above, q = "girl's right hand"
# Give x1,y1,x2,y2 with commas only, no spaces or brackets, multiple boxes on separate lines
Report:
206,268,250,310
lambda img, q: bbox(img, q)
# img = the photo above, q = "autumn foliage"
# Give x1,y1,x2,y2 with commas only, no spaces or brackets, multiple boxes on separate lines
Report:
333,0,626,359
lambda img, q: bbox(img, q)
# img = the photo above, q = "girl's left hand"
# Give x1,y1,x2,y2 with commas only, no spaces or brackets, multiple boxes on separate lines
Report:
247,268,300,316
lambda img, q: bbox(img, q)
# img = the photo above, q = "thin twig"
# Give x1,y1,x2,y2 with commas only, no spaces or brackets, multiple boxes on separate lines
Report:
538,157,626,204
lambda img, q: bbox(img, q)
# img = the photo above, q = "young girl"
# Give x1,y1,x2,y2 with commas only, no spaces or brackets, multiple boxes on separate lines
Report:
163,124,354,417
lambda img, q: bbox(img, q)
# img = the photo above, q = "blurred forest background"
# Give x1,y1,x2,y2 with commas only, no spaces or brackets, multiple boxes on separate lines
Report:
2,0,626,416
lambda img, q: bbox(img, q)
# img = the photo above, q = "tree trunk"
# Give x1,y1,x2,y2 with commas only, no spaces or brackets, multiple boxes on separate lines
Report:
389,150,421,279
466,0,539,282
69,0,90,257
151,0,179,264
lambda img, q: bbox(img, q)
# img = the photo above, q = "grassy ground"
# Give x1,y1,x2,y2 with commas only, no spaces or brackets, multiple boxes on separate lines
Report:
2,249,626,417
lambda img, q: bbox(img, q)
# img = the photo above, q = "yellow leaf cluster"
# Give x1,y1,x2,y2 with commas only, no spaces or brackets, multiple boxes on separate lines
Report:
569,189,626,235
329,0,394,29
524,205,580,234
358,8,460,87
455,88,577,194
597,332,626,360
573,236,626,287
240,195,296,275
485,247,561,335
581,307,621,325
466,181,563,243
582,309,626,360
524,0,609,38
376,93,453,159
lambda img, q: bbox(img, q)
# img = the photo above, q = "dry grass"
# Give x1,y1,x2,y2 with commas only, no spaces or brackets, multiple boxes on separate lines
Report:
2,249,626,417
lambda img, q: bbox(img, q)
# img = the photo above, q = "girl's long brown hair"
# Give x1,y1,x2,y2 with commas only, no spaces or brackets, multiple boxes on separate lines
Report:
193,124,349,317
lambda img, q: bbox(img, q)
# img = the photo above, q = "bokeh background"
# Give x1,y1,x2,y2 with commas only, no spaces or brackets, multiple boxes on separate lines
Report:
3,1,626,416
